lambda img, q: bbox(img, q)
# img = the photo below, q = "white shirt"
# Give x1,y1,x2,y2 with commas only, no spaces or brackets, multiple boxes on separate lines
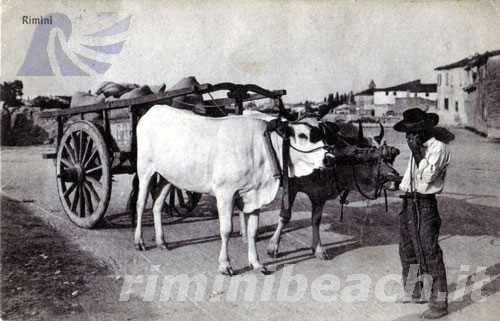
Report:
399,137,451,194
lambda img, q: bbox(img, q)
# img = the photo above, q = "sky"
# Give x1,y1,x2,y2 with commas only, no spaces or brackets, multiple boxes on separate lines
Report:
2,0,500,102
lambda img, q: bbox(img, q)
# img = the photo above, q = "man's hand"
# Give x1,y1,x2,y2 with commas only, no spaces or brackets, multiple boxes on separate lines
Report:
406,133,424,164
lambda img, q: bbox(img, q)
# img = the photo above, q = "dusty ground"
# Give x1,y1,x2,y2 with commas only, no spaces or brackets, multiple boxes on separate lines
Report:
1,127,500,321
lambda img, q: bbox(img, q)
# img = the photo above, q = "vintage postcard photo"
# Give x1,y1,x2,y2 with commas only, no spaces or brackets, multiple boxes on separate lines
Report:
1,0,500,320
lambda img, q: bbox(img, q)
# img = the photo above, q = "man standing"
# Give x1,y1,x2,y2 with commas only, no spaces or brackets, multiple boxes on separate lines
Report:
393,108,450,319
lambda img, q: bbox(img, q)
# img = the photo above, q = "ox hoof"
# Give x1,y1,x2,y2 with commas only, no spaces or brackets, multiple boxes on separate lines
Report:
266,245,279,258
250,264,271,275
219,265,234,276
135,241,146,251
313,247,330,260
156,242,169,250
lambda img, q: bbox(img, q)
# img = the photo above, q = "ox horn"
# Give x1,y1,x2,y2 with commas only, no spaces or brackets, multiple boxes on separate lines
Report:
374,122,384,144
357,119,364,142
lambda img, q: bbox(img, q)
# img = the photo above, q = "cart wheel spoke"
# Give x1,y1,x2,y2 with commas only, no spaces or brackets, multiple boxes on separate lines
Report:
83,148,98,169
86,176,103,192
82,184,94,214
81,134,92,165
70,131,80,162
63,182,77,200
79,184,86,217
78,130,84,163
176,188,186,208
71,185,81,213
60,158,73,169
84,180,101,203
63,140,77,165
85,165,103,176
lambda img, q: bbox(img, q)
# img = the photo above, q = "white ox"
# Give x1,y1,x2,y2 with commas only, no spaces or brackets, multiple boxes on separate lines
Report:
134,106,328,275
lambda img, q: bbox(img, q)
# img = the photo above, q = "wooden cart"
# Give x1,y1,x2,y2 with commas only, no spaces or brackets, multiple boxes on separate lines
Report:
40,82,287,228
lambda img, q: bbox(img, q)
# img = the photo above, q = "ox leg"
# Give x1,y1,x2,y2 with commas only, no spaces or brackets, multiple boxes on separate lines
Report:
239,212,248,243
127,174,139,225
134,168,154,251
216,194,235,276
247,210,267,273
267,191,298,258
151,178,169,249
311,200,329,260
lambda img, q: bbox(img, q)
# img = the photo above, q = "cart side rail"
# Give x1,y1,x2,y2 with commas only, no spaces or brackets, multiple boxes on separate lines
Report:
40,82,286,119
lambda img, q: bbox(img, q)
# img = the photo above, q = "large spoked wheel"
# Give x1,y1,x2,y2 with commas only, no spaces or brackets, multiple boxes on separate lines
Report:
163,184,201,216
56,121,111,228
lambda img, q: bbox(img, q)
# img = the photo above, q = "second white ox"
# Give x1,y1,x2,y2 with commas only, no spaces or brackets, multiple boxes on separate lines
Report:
135,106,328,275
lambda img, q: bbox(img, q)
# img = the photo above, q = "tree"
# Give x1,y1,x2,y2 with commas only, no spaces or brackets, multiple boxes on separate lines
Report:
304,100,312,113
327,93,334,107
0,80,23,107
369,79,376,90
350,90,355,104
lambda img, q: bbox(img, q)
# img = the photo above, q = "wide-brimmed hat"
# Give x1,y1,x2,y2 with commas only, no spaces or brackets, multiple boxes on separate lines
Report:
393,108,439,132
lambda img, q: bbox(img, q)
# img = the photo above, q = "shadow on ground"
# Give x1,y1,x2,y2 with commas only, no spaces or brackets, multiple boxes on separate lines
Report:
1,196,111,320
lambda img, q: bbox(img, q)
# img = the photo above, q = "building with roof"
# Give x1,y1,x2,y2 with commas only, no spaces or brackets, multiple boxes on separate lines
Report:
354,88,374,106
435,49,500,138
373,80,437,105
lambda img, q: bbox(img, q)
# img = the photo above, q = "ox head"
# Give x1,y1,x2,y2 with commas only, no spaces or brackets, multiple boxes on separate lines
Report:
321,120,402,195
273,117,329,177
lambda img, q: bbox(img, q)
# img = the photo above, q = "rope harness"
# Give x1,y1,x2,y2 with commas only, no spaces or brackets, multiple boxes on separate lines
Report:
330,145,396,221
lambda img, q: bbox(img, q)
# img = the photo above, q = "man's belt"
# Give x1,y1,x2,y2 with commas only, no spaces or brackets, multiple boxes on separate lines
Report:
399,192,436,200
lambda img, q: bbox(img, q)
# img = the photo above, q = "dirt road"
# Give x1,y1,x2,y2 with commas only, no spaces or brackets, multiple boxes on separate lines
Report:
1,128,500,321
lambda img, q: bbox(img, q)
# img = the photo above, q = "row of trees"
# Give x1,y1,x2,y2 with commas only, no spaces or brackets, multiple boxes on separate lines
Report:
324,91,356,108
320,79,377,113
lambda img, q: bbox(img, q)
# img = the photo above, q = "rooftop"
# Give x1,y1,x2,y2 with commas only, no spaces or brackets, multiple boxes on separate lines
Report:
354,88,375,96
373,79,437,93
435,49,500,71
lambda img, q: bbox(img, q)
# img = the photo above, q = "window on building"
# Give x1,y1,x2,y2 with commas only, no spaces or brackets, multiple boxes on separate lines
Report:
437,74,441,86
445,72,449,86
472,72,477,82
444,98,449,110
425,92,429,97
385,91,388,96
455,101,459,112
393,91,397,96
414,93,417,97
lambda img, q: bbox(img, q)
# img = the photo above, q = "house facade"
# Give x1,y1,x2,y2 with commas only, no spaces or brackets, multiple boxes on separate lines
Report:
354,88,374,106
435,50,500,138
435,57,473,125
373,80,437,105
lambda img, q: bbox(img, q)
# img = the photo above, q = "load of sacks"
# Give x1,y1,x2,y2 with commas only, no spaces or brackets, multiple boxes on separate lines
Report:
69,77,226,120
69,81,166,120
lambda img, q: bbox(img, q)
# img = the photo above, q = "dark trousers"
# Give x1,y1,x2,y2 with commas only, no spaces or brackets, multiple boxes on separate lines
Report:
399,194,448,310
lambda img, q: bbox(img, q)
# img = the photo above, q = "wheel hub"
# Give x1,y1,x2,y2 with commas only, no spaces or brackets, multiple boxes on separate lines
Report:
75,164,85,183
